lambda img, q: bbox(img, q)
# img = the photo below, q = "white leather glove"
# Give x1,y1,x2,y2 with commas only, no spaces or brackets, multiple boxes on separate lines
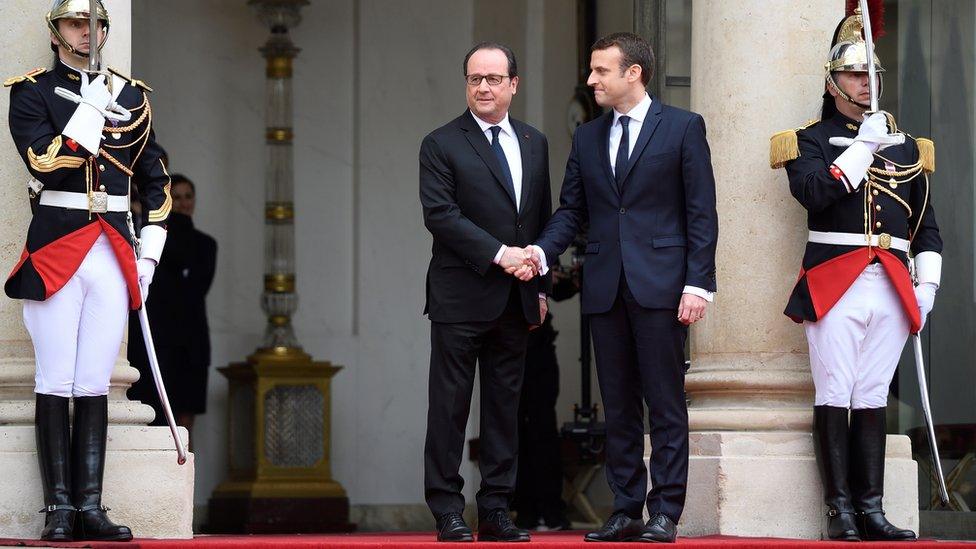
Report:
856,112,892,153
137,258,157,300
61,73,109,155
79,73,113,112
915,282,937,330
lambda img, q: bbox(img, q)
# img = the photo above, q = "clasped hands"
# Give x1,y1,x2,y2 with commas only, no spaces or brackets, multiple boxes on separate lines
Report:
499,246,542,281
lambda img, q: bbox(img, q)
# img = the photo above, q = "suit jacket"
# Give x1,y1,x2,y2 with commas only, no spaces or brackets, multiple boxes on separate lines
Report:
420,110,552,324
536,97,718,314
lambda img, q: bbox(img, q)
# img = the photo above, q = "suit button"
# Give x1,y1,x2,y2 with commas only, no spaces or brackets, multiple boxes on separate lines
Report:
619,208,626,214
875,221,882,229
517,223,523,229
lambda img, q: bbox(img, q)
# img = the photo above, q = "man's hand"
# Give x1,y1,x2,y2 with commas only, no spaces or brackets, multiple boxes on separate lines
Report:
530,297,548,331
511,247,543,281
137,258,157,300
677,293,707,325
501,246,542,281
915,282,937,330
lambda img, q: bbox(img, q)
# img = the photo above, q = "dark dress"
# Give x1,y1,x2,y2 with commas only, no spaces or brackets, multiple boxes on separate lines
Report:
127,212,217,421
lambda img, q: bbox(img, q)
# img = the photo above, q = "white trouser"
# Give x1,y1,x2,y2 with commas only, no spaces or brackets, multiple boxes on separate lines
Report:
24,233,129,398
804,263,911,409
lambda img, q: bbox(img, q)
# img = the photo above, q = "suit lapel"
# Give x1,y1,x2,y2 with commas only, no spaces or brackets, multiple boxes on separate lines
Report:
597,111,619,198
512,119,532,216
617,97,663,187
459,110,518,209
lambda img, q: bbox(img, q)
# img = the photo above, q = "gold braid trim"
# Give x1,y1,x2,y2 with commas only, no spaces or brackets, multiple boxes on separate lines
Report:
103,95,149,133
868,181,912,217
98,148,134,177
769,119,819,169
28,136,85,173
148,177,172,223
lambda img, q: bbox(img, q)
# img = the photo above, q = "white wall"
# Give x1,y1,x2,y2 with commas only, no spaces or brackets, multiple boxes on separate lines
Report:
132,0,593,517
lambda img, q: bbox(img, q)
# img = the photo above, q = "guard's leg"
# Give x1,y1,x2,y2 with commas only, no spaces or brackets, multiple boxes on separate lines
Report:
70,234,132,542
850,267,915,541
23,269,83,541
803,270,869,538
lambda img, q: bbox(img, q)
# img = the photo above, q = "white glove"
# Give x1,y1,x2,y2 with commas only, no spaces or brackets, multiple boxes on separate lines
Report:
79,72,113,112
828,112,905,152
915,282,937,330
61,73,109,155
137,258,157,300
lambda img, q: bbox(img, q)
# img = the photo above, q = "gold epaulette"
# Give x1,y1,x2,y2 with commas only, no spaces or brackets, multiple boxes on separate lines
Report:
3,68,47,88
915,137,935,174
769,119,819,169
107,67,153,93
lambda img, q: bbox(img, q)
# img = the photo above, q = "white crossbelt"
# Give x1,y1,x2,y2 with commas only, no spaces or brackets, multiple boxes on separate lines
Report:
808,230,909,252
39,190,129,212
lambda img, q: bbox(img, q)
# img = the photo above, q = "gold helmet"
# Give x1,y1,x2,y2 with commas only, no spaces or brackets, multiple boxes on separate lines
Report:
825,8,885,108
47,0,110,57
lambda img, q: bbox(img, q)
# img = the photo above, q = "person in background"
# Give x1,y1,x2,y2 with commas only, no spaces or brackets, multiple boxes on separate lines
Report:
128,174,216,438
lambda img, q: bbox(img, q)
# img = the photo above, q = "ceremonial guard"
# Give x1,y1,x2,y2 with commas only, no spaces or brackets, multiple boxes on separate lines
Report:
5,0,171,541
771,2,941,542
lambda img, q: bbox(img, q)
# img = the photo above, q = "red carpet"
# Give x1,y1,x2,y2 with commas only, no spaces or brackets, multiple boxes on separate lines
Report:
1,532,973,549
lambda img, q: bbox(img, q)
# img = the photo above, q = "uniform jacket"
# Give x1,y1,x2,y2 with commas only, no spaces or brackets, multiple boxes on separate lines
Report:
4,62,171,309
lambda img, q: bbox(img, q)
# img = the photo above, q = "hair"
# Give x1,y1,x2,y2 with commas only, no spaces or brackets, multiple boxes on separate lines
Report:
462,42,518,78
591,32,655,86
170,174,195,195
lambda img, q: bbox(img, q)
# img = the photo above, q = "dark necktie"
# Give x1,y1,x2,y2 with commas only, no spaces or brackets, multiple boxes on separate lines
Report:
614,115,631,188
490,126,517,206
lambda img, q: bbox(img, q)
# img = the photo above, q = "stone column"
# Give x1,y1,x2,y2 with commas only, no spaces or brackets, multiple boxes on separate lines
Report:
0,0,192,538
678,0,918,538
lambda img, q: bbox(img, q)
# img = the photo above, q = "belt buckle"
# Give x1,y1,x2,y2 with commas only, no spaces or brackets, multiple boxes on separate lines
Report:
877,233,892,250
89,191,108,214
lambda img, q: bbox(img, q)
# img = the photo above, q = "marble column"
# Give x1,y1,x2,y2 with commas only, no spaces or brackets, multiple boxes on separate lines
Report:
677,0,918,538
0,0,192,538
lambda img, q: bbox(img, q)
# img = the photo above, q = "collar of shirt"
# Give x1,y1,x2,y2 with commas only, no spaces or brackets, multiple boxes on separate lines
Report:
613,93,652,127
471,111,515,141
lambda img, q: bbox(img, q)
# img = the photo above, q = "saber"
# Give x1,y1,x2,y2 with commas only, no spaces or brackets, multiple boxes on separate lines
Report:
858,0,879,112
913,333,949,505
87,0,99,73
138,300,189,465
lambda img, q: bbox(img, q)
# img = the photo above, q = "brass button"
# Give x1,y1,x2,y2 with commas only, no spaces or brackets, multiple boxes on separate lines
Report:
875,205,882,211
875,221,882,229
872,190,879,196
890,182,898,189
99,164,105,172
99,185,105,191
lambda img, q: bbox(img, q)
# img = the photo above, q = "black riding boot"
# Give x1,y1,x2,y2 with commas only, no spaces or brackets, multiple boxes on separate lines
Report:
813,406,860,541
71,396,133,542
850,407,916,541
35,394,75,541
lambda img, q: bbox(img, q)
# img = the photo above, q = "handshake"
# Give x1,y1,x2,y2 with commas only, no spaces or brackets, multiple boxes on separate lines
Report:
499,246,544,282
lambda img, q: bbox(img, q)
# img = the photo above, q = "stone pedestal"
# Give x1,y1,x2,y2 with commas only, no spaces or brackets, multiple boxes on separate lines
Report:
679,0,920,539
0,0,194,539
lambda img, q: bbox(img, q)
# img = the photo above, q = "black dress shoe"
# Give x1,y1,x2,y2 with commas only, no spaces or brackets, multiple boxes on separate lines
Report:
436,512,473,542
639,513,678,543
478,509,530,542
585,511,643,542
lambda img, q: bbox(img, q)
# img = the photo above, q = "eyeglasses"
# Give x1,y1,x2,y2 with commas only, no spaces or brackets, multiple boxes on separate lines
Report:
465,74,509,87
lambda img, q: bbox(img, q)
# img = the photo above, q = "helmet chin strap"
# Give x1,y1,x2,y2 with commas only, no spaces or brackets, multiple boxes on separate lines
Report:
827,73,874,111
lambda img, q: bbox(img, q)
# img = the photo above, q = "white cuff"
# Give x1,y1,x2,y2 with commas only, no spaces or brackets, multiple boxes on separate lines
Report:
139,224,167,263
61,102,105,155
538,292,547,300
914,251,942,287
493,245,506,265
529,245,549,275
832,141,875,192
683,285,714,303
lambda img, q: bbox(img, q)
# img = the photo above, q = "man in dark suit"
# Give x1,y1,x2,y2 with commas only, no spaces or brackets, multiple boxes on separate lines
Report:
516,32,718,543
419,42,552,543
